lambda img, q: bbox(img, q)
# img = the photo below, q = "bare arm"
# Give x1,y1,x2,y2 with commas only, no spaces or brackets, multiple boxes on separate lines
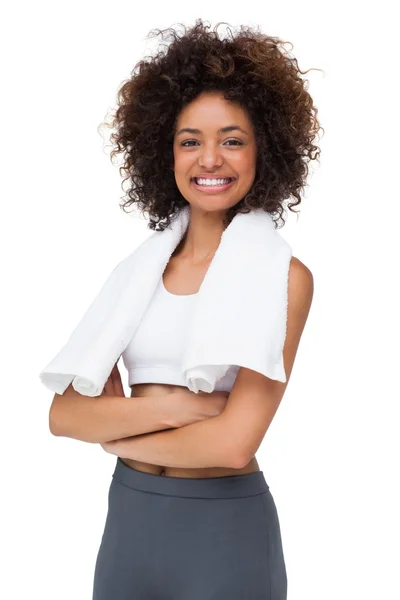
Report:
100,413,238,469
49,385,178,444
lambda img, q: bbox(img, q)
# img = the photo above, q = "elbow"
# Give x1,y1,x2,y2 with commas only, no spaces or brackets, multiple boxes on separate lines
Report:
230,451,251,470
48,396,78,440
48,409,99,444
48,404,77,440
49,406,61,436
224,443,250,470
49,394,67,437
218,423,251,469
228,438,254,469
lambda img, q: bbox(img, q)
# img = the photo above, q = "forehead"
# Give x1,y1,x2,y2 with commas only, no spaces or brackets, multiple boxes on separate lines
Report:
176,92,251,129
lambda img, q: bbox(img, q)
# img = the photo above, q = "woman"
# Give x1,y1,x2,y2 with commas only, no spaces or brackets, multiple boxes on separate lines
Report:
52,19,320,599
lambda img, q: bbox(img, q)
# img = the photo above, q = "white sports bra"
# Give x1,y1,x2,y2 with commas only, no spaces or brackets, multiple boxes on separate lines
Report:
121,275,239,392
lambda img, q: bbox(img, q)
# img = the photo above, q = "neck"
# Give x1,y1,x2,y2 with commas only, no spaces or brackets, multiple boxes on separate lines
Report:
175,206,227,264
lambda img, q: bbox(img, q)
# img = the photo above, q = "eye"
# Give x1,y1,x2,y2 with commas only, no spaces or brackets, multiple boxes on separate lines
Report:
180,139,244,147
225,139,244,146
180,140,198,147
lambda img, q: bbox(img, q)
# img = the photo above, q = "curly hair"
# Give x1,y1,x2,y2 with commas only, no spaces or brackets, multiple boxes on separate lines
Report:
99,19,324,231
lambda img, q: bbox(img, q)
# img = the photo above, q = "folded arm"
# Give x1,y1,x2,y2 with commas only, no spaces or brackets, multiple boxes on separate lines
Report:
49,385,179,443
102,257,314,468
101,412,241,469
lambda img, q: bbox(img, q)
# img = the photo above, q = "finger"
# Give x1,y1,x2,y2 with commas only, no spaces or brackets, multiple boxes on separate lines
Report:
112,369,125,397
103,360,122,396
103,374,115,396
111,362,124,396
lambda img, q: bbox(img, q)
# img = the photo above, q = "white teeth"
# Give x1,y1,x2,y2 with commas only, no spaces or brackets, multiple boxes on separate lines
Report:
195,178,232,186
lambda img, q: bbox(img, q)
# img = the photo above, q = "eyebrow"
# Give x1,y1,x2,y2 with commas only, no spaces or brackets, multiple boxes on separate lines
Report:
175,125,249,136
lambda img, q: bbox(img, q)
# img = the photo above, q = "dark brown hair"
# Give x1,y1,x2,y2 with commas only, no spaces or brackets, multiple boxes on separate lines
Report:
100,19,324,230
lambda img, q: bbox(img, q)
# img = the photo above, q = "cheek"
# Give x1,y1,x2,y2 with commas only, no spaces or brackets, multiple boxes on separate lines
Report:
173,152,192,178
233,148,256,170
236,159,256,181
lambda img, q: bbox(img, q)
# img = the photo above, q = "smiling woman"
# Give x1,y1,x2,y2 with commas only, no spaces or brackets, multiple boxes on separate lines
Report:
84,17,320,599
100,20,322,233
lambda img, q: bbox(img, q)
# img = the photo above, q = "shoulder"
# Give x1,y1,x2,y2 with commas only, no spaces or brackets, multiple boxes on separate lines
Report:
289,255,313,278
284,256,314,360
274,255,314,384
288,256,314,306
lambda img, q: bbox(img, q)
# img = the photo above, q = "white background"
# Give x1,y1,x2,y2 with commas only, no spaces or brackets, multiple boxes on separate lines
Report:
2,1,399,599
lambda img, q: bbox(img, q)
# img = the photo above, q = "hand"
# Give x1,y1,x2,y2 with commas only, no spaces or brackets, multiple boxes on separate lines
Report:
99,360,126,453
101,360,125,397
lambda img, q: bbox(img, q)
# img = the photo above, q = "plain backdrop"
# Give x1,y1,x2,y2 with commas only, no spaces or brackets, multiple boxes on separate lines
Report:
2,2,399,599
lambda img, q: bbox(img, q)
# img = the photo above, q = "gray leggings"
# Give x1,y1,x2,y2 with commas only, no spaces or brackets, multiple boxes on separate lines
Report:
92,457,287,599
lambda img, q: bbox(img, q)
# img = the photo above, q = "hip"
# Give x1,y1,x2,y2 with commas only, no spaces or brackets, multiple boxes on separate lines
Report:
93,458,287,599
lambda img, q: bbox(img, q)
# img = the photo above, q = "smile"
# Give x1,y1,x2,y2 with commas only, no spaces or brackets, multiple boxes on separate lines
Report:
191,177,236,194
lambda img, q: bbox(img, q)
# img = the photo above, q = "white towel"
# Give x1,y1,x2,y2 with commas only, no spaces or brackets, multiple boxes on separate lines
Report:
39,205,292,396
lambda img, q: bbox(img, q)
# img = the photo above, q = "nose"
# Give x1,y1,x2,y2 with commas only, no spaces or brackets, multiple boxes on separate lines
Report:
198,143,223,169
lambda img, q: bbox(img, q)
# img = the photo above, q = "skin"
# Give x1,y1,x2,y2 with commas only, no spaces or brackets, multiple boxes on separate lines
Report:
119,91,262,478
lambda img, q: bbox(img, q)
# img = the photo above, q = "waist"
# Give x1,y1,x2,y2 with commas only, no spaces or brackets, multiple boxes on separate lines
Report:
114,457,268,499
120,455,261,479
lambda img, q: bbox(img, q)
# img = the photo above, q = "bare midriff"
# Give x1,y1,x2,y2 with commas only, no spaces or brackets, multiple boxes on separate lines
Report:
120,382,260,478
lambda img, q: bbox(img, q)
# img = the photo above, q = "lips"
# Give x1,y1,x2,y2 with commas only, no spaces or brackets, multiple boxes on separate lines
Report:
191,177,236,194
192,177,235,183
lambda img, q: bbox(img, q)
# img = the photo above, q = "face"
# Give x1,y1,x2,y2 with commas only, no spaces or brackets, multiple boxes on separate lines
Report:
173,92,257,215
